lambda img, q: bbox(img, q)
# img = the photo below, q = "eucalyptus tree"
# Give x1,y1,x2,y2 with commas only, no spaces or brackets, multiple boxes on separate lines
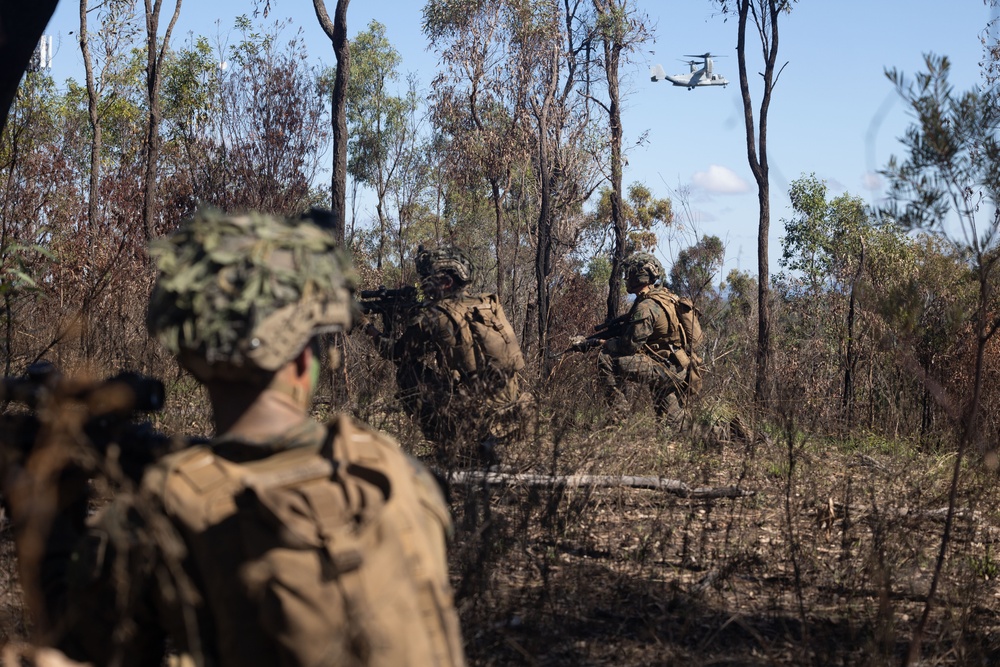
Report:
589,0,652,320
313,0,350,243
425,0,603,355
386,75,435,274
78,0,141,234
423,0,534,303
713,0,795,404
669,234,724,305
585,181,671,260
345,19,411,271
778,173,912,423
520,0,602,355
880,54,1000,665
141,0,183,240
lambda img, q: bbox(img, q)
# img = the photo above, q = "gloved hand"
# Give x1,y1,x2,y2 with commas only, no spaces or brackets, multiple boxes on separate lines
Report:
569,336,600,352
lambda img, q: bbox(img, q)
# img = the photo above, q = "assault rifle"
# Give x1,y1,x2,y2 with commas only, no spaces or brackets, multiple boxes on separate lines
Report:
358,284,421,335
559,312,632,356
0,361,174,483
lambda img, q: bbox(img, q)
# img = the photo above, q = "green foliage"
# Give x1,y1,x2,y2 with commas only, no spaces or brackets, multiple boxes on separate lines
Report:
721,268,756,315
883,54,1000,239
421,0,490,44
0,243,51,294
669,234,724,302
968,545,1000,580
584,255,612,290
588,182,672,253
779,173,909,296
160,36,216,138
346,20,409,188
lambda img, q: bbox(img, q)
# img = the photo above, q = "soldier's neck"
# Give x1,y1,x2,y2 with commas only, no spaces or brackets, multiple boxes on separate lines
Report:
209,388,311,442
206,364,314,440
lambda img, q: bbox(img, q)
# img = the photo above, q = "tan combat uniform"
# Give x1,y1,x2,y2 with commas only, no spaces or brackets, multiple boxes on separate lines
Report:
598,285,690,422
41,415,466,667
376,291,524,464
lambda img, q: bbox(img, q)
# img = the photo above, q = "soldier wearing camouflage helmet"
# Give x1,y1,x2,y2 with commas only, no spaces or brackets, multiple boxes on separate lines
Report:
365,244,526,467
597,251,692,423
22,209,467,667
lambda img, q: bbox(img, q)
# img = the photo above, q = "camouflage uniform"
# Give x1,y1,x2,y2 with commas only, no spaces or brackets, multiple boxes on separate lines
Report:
599,253,689,423
26,210,467,667
372,247,525,466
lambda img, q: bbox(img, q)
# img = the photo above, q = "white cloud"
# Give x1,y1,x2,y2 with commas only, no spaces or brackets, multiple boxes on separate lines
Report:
692,165,750,194
861,171,883,191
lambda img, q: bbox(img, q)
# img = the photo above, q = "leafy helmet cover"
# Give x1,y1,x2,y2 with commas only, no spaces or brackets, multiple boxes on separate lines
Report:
415,245,474,284
146,208,356,382
623,251,664,286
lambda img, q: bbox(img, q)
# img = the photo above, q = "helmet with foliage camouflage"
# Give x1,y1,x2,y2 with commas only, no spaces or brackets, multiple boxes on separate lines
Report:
623,252,664,287
146,208,356,383
415,244,474,285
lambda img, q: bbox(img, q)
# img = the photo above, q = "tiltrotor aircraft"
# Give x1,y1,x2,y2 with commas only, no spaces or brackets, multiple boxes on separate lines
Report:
650,53,729,90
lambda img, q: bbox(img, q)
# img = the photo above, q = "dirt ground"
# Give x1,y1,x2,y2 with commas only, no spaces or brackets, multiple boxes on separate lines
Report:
442,398,1000,667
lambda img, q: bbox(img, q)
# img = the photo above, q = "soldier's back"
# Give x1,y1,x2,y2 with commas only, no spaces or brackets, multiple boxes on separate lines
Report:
145,414,465,667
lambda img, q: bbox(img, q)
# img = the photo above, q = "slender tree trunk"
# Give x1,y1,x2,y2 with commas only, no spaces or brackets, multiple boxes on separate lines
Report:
491,179,503,299
143,0,182,241
535,124,553,359
534,46,558,360
602,10,625,321
843,246,865,425
313,0,350,245
734,0,783,406
80,0,101,238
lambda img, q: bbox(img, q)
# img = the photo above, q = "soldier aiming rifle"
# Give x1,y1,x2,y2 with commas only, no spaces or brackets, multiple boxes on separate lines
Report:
363,245,527,467
569,252,703,425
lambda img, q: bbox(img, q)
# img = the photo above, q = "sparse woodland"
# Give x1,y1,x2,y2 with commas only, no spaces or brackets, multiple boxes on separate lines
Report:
3,0,1000,665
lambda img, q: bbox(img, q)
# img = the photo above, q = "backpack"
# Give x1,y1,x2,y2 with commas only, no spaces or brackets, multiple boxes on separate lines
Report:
645,289,704,396
671,295,703,395
672,294,704,353
152,415,466,667
438,293,525,378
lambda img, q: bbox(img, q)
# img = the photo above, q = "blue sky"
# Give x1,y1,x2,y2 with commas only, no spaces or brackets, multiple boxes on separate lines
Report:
40,0,998,277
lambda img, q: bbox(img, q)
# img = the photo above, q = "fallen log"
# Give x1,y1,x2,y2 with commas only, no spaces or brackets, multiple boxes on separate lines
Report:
445,470,754,499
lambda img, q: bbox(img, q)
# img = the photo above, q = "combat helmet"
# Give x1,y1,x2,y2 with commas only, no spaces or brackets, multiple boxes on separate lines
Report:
146,208,356,383
415,245,474,285
623,251,664,287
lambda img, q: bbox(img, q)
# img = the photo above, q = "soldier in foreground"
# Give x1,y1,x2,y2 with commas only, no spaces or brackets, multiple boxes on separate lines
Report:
586,252,700,424
4,210,466,666
364,246,526,467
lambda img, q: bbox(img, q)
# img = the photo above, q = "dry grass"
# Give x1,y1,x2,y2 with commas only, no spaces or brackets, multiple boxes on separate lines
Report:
437,361,1000,666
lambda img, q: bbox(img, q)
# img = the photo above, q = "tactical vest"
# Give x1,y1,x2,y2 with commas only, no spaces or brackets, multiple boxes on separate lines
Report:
434,293,525,379
148,415,466,667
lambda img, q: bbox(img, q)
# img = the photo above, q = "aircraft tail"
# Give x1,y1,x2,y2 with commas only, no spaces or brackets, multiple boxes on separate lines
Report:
649,64,666,82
